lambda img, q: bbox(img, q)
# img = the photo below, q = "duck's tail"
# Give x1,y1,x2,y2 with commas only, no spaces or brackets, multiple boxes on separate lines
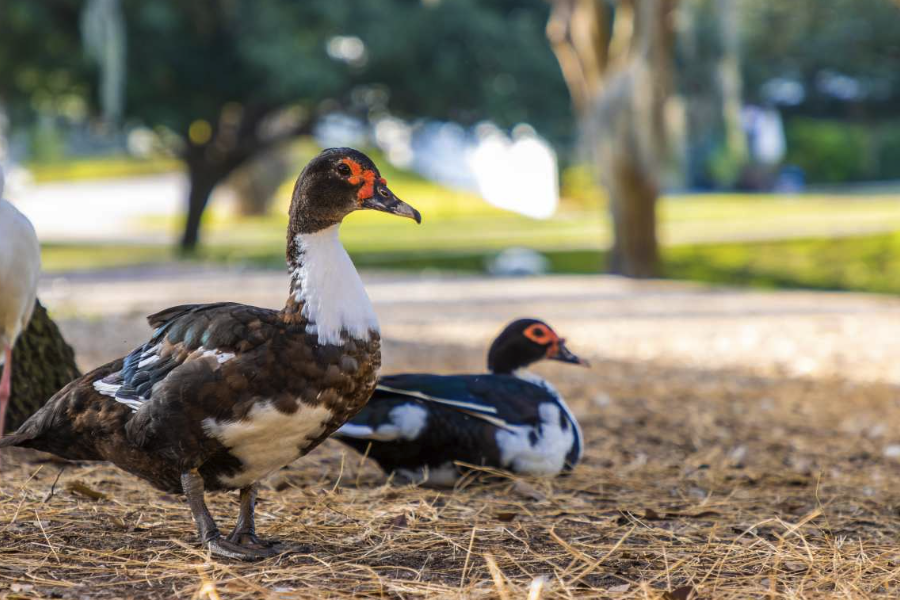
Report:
0,431,35,449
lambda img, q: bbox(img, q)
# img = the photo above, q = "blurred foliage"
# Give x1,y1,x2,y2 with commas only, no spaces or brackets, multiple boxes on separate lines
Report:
785,118,900,183
122,0,569,138
785,119,870,183
677,0,746,189
0,0,92,124
739,0,900,118
0,0,570,144
29,120,68,163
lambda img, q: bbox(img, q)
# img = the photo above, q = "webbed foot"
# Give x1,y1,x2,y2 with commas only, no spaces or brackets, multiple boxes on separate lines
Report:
206,534,281,560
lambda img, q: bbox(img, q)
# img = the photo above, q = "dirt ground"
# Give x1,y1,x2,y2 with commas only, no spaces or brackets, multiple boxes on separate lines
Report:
2,269,900,599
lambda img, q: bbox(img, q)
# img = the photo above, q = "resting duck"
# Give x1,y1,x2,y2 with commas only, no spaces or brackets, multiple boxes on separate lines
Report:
0,148,420,560
0,175,41,438
334,318,586,486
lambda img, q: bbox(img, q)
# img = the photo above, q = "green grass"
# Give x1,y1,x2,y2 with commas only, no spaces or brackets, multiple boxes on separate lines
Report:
40,231,900,295
28,156,181,183
352,232,900,295
41,244,175,273
665,232,900,294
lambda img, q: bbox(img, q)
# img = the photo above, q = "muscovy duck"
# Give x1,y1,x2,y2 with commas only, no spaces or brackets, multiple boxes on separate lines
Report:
334,318,586,486
0,148,421,559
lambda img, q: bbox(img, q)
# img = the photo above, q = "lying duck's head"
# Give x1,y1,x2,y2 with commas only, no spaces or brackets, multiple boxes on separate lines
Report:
288,147,421,235
487,318,586,375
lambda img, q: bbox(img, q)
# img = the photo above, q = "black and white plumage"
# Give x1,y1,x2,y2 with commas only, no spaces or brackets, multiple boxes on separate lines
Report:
0,177,41,438
1,149,421,560
334,319,587,486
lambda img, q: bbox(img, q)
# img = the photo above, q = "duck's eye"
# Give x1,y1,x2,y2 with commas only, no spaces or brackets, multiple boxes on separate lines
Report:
524,324,553,344
337,163,352,177
378,187,390,198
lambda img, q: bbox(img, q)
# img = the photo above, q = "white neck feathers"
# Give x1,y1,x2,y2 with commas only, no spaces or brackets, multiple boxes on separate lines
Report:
291,225,379,345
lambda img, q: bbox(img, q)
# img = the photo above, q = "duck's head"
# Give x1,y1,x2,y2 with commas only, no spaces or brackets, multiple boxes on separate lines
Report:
487,318,586,374
288,147,421,236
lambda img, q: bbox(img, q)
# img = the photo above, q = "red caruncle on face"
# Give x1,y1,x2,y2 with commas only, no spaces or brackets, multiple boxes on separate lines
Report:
341,158,386,203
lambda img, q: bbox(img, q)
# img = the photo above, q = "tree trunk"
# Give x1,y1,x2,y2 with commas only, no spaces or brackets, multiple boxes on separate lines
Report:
548,0,677,278
606,153,660,276
229,147,291,217
177,106,315,251
8,300,80,432
180,163,222,253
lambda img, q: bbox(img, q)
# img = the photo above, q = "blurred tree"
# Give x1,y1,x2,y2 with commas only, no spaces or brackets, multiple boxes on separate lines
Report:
1,0,570,249
120,1,333,251
117,0,570,251
228,148,292,217
8,300,80,432
547,0,677,277
0,1,93,137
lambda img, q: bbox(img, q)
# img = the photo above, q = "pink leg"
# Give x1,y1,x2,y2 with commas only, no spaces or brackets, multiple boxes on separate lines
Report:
0,344,11,439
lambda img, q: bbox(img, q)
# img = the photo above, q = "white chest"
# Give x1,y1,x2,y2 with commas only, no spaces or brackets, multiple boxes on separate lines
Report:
203,400,334,488
292,225,379,346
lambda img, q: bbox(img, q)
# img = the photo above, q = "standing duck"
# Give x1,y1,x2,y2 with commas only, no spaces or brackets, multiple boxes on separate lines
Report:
334,318,586,486
0,172,41,438
0,148,421,560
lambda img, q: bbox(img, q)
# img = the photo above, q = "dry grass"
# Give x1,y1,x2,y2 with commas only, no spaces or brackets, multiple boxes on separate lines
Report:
3,341,900,599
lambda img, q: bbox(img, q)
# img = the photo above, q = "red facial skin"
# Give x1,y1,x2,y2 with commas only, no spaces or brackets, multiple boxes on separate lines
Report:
341,158,384,203
523,323,562,358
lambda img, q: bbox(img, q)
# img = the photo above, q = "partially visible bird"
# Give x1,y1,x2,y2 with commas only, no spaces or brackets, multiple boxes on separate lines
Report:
334,318,587,486
0,172,41,438
1,148,421,559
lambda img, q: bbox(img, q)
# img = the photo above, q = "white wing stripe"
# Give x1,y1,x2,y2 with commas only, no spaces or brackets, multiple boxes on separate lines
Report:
375,385,499,414
93,380,121,398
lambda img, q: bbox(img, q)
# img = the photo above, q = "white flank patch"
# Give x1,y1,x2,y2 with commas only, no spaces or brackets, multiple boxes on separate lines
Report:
495,402,575,476
203,400,333,488
514,369,583,464
397,462,459,487
336,423,379,439
337,403,428,442
292,225,378,345
384,403,428,440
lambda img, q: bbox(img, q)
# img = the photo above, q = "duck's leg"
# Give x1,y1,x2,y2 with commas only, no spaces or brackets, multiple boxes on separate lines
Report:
0,344,12,438
181,470,277,560
226,484,279,548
